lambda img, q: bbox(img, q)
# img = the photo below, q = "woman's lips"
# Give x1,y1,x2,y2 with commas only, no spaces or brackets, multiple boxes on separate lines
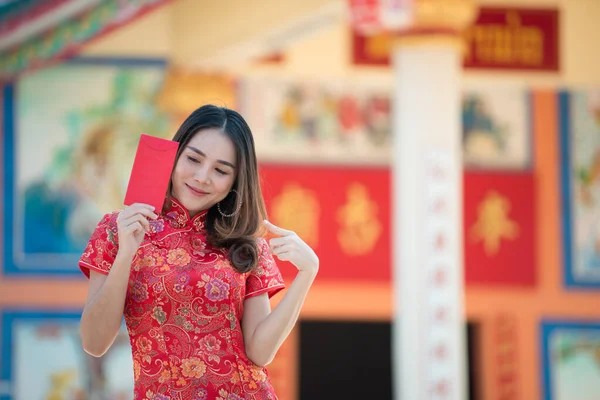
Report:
186,184,209,197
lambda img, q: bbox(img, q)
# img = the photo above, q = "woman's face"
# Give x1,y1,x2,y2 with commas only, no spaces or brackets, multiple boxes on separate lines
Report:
170,128,237,216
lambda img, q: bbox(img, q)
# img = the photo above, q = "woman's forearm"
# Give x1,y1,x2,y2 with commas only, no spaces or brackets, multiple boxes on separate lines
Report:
80,252,133,357
246,271,316,366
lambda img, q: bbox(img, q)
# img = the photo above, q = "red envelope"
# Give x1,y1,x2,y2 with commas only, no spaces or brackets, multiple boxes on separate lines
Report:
124,134,179,212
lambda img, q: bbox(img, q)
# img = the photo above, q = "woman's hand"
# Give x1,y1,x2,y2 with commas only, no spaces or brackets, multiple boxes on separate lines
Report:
264,220,319,277
116,203,157,258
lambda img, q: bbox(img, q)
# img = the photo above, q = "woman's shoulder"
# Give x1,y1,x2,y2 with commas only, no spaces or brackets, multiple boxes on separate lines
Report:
99,209,122,220
83,210,120,233
253,233,268,245
93,210,121,229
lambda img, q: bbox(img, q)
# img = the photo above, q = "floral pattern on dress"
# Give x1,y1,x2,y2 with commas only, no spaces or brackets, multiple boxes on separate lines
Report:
79,198,285,400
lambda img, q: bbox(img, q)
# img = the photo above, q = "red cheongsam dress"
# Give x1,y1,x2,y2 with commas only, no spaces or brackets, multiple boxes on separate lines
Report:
79,197,286,400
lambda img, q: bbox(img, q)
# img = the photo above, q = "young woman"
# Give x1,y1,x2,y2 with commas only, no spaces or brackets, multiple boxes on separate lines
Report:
79,105,319,400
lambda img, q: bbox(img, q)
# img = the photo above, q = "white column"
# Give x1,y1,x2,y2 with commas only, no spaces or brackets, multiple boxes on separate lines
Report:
392,41,468,400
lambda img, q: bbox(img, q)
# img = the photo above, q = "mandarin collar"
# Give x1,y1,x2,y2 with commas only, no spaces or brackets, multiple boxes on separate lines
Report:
162,197,207,232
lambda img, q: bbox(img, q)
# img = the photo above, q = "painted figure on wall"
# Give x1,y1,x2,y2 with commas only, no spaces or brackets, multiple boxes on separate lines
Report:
12,64,171,272
568,90,600,284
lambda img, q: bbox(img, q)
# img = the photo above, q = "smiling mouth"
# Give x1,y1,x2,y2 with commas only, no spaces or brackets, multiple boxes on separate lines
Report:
186,184,209,196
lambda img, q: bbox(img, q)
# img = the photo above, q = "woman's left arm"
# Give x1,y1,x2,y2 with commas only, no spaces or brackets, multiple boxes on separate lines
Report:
242,220,319,367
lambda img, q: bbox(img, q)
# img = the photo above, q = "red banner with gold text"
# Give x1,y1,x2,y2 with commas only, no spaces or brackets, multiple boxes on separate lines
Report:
260,164,391,282
260,164,535,287
463,172,536,286
352,7,559,71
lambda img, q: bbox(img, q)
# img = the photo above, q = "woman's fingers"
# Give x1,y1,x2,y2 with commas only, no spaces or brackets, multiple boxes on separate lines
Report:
124,221,144,235
121,204,158,220
271,243,294,257
123,214,151,232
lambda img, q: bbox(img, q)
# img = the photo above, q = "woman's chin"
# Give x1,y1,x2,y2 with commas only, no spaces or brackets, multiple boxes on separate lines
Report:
185,198,214,216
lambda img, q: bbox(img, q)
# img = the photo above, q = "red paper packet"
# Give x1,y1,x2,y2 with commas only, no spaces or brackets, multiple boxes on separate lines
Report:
124,134,179,212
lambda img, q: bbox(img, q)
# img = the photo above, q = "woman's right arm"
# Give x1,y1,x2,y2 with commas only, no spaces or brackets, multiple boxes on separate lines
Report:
80,253,135,357
79,203,156,357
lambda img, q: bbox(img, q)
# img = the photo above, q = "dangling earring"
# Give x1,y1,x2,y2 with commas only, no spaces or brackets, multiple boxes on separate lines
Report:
217,189,242,217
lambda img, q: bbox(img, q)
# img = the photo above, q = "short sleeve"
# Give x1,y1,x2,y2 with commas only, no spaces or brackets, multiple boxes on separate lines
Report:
78,212,120,278
245,238,285,299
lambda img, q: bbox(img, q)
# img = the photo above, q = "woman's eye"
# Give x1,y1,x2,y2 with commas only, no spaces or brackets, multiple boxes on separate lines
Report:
187,156,200,163
216,169,227,175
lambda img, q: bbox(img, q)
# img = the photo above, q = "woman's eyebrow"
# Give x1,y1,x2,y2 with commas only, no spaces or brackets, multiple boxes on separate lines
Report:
187,145,236,168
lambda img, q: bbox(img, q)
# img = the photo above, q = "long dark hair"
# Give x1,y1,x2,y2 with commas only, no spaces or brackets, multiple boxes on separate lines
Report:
170,105,267,273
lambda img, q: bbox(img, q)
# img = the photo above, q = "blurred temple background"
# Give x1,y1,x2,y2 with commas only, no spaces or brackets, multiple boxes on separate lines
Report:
0,0,600,399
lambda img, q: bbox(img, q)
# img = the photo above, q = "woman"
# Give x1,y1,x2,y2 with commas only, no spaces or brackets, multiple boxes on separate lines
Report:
79,105,319,400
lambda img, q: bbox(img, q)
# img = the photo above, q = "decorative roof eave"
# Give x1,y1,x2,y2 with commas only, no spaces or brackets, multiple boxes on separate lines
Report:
0,0,172,82
0,0,102,52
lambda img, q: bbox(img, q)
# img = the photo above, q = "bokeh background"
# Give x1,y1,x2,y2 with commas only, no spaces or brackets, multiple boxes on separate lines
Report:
0,0,600,399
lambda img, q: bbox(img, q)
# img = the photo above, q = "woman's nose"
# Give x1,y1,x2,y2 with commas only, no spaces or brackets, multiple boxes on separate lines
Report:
194,166,211,185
